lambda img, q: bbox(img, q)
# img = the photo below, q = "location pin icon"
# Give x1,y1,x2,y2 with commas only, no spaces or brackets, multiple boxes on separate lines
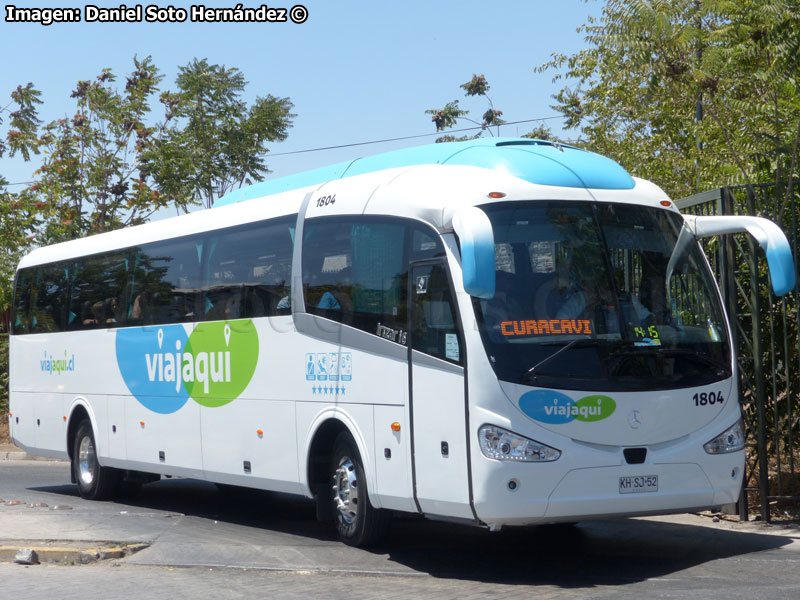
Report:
224,324,231,347
157,328,164,349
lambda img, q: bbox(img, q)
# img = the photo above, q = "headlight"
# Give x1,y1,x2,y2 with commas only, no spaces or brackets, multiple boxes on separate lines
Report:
478,424,561,462
703,419,745,454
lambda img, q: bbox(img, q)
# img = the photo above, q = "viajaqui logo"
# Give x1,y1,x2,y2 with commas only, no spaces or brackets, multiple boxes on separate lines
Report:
519,390,616,424
116,320,259,414
40,350,76,375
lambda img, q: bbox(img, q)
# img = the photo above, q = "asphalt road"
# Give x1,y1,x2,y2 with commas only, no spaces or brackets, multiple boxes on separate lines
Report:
2,460,800,599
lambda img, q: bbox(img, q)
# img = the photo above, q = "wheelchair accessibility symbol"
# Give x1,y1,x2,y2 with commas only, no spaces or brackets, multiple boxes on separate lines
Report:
416,275,429,294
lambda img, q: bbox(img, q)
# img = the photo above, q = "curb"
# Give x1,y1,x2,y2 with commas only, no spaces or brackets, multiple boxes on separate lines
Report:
0,542,149,565
0,448,67,462
0,451,30,461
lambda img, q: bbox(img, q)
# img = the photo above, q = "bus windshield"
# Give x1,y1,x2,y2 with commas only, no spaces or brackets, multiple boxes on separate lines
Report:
473,201,731,391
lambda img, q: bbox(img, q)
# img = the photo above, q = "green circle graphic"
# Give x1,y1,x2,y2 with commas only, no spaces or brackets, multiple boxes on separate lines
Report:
573,395,616,422
184,319,259,407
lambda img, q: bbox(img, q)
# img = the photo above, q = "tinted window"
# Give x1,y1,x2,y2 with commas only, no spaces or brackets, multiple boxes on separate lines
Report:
474,201,731,391
410,262,462,365
30,264,68,333
11,269,33,334
129,237,203,325
302,216,443,340
67,252,130,330
203,216,294,321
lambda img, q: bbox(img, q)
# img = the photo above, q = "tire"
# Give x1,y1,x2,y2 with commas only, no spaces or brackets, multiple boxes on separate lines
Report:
72,419,122,500
330,432,390,547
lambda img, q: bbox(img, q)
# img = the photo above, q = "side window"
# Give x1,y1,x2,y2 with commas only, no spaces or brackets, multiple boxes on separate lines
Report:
350,222,406,329
410,227,445,262
130,237,203,325
30,264,68,333
67,252,130,330
302,219,359,324
410,262,462,365
203,216,295,321
302,217,445,340
11,268,33,335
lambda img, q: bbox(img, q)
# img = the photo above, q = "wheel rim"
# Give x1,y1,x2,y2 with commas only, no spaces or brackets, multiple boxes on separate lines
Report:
78,435,96,487
333,456,359,525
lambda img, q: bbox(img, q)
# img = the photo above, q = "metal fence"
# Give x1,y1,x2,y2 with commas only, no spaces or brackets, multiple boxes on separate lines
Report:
676,184,800,522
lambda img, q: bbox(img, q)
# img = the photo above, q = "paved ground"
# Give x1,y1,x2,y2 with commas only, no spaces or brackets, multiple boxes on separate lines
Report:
2,460,800,598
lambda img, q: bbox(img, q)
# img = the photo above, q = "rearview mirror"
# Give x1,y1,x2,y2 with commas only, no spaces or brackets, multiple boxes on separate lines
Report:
449,207,496,298
688,215,796,296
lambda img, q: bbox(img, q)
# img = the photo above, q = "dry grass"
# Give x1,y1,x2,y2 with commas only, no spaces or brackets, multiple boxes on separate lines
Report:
746,453,800,520
0,413,10,444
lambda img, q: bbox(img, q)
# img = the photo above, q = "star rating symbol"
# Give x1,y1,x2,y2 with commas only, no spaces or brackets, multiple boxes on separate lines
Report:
310,385,346,395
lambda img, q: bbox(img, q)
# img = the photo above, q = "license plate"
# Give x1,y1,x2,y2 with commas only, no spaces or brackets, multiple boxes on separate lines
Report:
619,475,658,494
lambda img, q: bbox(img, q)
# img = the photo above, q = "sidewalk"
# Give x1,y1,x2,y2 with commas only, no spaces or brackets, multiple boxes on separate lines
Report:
0,443,25,461
0,443,53,461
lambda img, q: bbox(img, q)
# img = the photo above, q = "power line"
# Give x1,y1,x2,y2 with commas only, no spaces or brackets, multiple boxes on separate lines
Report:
1,115,564,186
267,116,563,157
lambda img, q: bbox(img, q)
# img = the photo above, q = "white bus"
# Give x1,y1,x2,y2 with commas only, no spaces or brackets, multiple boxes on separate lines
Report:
9,138,795,546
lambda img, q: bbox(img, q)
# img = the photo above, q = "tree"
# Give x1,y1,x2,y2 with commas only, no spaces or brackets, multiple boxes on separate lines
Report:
2,55,296,301
1,83,43,324
538,0,800,201
31,56,295,242
425,74,507,142
700,0,800,217
1,82,42,413
34,56,168,244
425,73,562,143
146,58,295,209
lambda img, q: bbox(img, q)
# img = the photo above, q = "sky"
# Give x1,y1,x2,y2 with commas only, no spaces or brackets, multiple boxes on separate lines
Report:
1,0,603,198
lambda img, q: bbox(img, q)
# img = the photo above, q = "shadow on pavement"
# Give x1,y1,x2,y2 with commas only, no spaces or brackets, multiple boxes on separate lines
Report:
30,476,793,586
377,517,792,586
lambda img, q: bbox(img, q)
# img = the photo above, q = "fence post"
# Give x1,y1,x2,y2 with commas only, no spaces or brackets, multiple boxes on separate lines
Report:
716,188,750,522
743,186,770,523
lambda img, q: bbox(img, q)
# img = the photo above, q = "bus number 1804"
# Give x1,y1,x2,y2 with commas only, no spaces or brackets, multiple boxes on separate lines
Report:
693,391,724,407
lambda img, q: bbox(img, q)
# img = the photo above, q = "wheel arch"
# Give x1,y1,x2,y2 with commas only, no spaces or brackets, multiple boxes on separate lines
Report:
303,410,375,504
65,397,99,461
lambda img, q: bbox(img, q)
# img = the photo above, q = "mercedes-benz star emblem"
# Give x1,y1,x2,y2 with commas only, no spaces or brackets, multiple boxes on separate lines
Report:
628,410,642,429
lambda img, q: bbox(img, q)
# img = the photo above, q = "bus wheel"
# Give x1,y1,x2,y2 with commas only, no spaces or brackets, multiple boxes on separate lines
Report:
330,433,390,547
72,419,121,500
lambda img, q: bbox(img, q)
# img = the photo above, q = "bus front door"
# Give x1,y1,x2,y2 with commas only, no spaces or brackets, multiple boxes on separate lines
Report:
408,261,473,520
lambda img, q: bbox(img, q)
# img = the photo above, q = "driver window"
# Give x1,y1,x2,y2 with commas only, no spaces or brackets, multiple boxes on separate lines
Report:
411,263,462,365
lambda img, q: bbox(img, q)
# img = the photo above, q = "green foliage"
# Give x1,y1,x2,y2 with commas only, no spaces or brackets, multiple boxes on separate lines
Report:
0,334,7,415
521,125,557,142
539,0,800,201
425,74,506,142
2,83,42,161
30,56,295,244
426,74,565,143
1,84,43,328
425,100,468,133
460,74,491,97
0,56,295,321
35,56,167,243
146,58,295,209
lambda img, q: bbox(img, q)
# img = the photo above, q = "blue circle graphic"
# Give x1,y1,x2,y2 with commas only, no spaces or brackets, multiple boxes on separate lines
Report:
519,389,576,424
115,325,190,414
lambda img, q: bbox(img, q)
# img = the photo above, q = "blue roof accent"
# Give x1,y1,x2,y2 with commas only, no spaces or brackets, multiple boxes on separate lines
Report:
215,138,635,207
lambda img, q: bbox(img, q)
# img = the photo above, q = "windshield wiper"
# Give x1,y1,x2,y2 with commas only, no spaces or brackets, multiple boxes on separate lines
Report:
522,338,625,381
524,339,580,379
